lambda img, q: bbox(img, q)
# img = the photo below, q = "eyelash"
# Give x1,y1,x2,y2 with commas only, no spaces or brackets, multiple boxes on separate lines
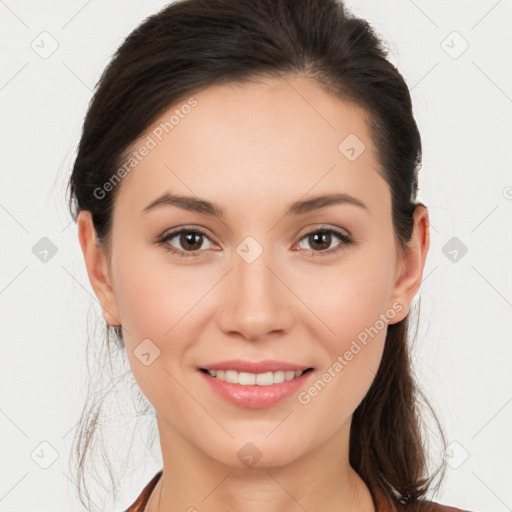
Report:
155,226,353,258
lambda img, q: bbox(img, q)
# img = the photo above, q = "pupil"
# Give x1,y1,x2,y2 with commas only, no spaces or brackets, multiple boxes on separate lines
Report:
182,232,202,250
311,232,330,250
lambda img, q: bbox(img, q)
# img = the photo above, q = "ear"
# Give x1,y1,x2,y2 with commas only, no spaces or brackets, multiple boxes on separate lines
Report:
388,204,430,324
77,210,121,326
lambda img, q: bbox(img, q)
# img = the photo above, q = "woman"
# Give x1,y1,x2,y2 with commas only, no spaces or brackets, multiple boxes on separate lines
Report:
67,0,473,510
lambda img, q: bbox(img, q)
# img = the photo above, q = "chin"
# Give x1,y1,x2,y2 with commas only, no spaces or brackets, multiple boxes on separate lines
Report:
206,436,308,469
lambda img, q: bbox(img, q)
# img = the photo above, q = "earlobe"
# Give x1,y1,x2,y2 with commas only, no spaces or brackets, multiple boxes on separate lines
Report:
388,205,430,324
77,211,122,326
102,309,121,327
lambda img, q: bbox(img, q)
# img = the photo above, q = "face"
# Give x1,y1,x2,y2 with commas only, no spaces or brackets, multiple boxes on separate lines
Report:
79,75,427,469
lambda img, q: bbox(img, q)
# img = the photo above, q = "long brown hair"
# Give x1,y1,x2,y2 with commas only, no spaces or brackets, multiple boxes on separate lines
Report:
66,0,447,508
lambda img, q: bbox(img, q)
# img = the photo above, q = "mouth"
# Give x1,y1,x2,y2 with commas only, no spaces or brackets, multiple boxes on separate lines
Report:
198,366,316,408
199,367,314,386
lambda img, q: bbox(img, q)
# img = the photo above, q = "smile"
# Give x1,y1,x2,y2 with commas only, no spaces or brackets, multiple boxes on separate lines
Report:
198,368,315,408
200,368,313,386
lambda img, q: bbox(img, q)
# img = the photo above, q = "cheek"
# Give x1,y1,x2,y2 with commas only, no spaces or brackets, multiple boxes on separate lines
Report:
112,255,206,411
293,243,395,415
299,240,396,345
110,254,200,383
297,279,388,430
112,251,212,341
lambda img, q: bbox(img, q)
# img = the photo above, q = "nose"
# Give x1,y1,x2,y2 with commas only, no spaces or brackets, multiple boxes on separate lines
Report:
216,246,294,341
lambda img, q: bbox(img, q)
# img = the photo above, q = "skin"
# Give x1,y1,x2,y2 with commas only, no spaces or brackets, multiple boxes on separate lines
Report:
77,75,429,512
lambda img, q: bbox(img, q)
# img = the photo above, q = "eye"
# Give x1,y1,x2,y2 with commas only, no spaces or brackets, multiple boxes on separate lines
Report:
155,225,353,258
155,228,215,257
295,227,353,256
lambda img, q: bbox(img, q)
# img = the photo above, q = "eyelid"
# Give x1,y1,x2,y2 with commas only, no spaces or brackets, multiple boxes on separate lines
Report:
159,225,214,240
297,224,351,239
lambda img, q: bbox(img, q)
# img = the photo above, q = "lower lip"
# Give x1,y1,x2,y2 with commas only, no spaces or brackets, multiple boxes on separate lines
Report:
198,369,314,408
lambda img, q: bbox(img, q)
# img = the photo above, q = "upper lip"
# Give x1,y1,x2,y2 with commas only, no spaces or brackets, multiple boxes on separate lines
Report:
199,359,313,374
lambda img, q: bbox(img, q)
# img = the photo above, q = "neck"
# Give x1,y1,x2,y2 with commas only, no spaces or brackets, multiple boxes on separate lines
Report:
144,417,375,512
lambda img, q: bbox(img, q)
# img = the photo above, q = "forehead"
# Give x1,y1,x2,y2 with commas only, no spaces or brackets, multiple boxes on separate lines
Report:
113,75,389,218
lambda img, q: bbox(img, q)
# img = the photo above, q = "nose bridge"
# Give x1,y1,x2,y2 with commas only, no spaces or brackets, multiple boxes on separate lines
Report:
236,241,274,299
217,234,291,339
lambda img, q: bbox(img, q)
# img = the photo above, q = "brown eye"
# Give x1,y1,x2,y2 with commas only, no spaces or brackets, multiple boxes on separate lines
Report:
156,228,214,257
307,231,332,251
179,232,204,251
297,228,352,255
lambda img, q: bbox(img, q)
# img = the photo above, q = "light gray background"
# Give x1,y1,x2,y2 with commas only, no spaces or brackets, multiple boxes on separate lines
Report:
1,0,511,511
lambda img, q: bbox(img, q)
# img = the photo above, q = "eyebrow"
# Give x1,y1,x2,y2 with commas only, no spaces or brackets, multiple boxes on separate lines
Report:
141,192,368,217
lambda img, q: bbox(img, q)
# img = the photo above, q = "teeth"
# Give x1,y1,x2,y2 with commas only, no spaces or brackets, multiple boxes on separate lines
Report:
206,369,305,385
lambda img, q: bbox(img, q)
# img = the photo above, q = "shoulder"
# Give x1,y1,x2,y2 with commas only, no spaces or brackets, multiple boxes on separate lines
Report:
370,484,473,512
123,470,162,512
398,498,474,512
